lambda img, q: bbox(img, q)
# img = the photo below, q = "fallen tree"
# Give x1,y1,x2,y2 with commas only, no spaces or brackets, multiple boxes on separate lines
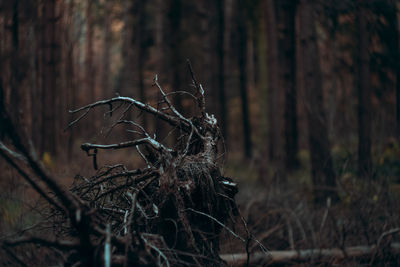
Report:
0,65,240,266
221,242,400,266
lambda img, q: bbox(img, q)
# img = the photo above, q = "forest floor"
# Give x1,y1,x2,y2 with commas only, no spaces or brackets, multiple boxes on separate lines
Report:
1,142,400,266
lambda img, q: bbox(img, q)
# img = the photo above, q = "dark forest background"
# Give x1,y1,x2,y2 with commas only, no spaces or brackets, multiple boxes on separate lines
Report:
1,0,400,263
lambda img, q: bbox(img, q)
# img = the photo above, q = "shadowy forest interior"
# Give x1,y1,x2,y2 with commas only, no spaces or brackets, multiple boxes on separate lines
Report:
1,0,400,266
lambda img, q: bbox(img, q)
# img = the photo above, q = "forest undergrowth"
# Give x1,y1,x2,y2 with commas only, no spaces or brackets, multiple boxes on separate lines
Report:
1,146,400,266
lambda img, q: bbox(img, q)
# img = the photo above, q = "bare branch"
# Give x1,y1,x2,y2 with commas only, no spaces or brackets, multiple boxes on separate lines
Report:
69,96,190,131
4,237,79,249
186,59,205,115
81,137,173,153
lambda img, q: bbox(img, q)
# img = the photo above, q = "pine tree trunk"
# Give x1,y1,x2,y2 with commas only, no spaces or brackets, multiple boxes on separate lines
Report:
217,0,228,140
41,0,58,156
299,0,338,204
85,0,95,135
136,0,147,129
168,0,183,130
102,0,112,98
277,0,299,171
66,0,75,160
238,0,252,159
356,1,372,179
264,0,280,163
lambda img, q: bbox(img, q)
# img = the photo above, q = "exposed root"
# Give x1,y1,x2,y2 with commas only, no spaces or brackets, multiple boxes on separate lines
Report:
0,66,239,266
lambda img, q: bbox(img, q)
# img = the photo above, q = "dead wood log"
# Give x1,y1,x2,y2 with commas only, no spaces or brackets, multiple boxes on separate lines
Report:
220,242,400,266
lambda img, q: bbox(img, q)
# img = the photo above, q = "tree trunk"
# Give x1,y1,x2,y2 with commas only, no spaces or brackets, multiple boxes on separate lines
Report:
356,1,372,179
102,0,112,99
168,0,183,138
66,0,75,160
135,0,147,129
217,0,228,141
393,2,400,139
41,0,59,156
119,0,134,96
277,0,299,171
392,1,400,139
29,0,41,153
299,0,338,204
264,0,280,163
221,242,400,266
237,0,252,159
10,0,22,125
85,0,95,135
154,0,167,140
196,0,216,117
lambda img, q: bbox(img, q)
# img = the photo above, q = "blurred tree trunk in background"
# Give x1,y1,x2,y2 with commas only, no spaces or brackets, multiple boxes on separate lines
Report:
257,7,270,181
168,0,183,141
277,0,299,171
196,0,216,116
391,0,400,139
66,0,76,160
356,1,372,179
299,0,338,204
85,0,95,135
135,0,148,129
10,0,37,141
217,0,228,141
154,0,167,140
237,0,252,159
30,0,41,154
264,0,283,171
42,0,59,156
10,0,23,127
264,0,279,163
102,0,112,99
119,0,135,95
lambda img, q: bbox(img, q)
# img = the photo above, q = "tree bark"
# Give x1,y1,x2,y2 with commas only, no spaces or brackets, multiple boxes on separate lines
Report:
217,0,228,141
168,0,183,139
10,0,21,125
41,0,59,156
299,0,338,204
85,0,95,135
119,0,134,96
196,0,216,117
237,0,252,159
264,0,280,163
154,0,167,140
102,0,112,99
135,0,147,129
66,0,75,160
392,1,400,139
277,0,299,171
221,242,400,266
356,1,372,179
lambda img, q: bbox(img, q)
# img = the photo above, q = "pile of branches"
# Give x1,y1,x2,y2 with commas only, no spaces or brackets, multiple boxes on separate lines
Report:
0,65,239,266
